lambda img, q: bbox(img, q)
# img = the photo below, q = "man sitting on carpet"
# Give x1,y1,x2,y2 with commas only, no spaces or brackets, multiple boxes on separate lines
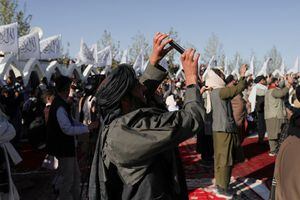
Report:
89,32,204,200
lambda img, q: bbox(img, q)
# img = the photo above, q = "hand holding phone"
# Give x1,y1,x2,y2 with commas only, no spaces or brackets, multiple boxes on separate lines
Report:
149,32,173,65
169,40,185,54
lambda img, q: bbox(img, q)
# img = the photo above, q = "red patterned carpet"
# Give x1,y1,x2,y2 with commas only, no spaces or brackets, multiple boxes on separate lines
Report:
180,137,275,200
14,135,275,200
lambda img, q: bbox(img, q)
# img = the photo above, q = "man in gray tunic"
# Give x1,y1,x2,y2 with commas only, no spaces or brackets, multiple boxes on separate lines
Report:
89,33,204,200
264,77,292,156
204,65,247,199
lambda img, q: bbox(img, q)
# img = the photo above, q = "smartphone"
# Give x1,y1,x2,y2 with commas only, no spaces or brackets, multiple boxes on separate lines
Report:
169,40,185,54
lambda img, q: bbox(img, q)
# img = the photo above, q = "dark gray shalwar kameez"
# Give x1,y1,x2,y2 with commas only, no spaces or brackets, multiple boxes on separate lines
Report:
89,63,204,200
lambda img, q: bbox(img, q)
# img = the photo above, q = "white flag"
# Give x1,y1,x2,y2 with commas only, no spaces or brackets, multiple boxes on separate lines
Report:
273,59,286,77
120,49,129,64
287,57,299,74
90,43,98,63
77,39,94,64
0,22,18,53
280,59,285,76
141,60,149,74
224,56,230,77
245,56,254,77
202,56,215,80
40,35,62,59
114,50,122,63
231,56,240,78
133,50,144,75
208,56,215,68
18,32,40,60
97,46,112,67
257,57,271,77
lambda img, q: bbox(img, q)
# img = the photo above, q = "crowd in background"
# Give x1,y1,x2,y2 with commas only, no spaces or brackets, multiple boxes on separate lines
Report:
1,49,300,199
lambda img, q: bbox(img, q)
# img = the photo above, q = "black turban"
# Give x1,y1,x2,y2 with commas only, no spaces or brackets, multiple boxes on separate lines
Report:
55,75,71,92
96,64,138,123
225,74,235,85
254,75,266,84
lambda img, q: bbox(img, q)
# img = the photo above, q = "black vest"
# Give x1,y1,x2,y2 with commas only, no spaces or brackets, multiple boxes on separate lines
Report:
46,95,75,157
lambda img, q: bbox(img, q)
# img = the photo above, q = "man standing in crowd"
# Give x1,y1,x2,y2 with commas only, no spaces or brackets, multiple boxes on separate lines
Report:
264,77,292,156
204,64,247,199
226,75,247,142
1,76,23,149
249,75,267,143
197,84,214,167
89,32,204,200
46,76,98,200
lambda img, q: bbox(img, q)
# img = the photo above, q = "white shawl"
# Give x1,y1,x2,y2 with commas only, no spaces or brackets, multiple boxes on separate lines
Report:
204,69,226,113
0,110,22,200
248,83,268,113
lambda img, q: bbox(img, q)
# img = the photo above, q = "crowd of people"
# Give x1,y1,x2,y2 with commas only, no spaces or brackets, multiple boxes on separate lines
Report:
1,32,300,200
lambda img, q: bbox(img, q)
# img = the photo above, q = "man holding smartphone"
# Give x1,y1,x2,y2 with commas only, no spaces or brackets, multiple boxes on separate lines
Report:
89,33,204,200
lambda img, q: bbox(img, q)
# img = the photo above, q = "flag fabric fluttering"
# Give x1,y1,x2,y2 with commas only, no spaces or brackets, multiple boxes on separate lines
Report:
18,32,40,60
245,56,254,77
120,49,129,64
133,50,144,75
273,59,285,77
231,56,240,79
114,50,122,63
208,56,215,68
287,56,299,74
140,60,149,74
90,43,98,63
77,39,95,65
202,56,215,80
224,56,230,77
0,22,18,53
280,59,286,76
40,35,62,59
97,46,112,73
257,57,271,77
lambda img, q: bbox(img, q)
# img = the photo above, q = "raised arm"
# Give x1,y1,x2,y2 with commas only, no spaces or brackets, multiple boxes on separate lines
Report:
272,87,289,98
139,33,173,94
139,63,168,94
219,64,247,100
220,78,246,100
272,76,293,98
108,49,205,165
